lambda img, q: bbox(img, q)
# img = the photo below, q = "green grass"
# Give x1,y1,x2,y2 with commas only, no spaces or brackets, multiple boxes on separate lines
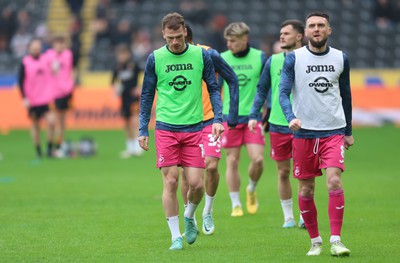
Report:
0,126,399,262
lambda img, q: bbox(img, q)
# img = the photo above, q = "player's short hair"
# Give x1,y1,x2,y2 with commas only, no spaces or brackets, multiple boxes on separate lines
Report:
224,22,250,38
162,12,185,30
185,24,193,43
281,19,305,40
306,11,330,23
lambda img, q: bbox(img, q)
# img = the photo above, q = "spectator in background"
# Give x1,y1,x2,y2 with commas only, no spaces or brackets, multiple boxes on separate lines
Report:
372,0,396,30
93,17,111,44
16,9,34,33
96,0,111,19
65,0,84,17
130,28,152,69
111,18,133,46
69,14,82,68
206,14,228,52
179,0,209,26
111,43,142,158
0,6,16,49
10,27,32,59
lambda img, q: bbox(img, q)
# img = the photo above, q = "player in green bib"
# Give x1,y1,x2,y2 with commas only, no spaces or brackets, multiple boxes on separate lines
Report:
249,20,305,228
220,22,267,217
138,13,224,251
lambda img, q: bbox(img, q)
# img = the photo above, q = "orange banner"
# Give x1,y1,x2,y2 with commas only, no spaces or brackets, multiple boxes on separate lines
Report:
0,88,152,132
0,87,399,131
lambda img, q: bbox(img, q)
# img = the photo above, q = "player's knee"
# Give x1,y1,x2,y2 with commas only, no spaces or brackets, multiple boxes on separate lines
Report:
206,160,218,175
164,175,179,189
278,167,290,179
252,155,264,167
190,180,204,193
299,184,314,197
327,176,342,190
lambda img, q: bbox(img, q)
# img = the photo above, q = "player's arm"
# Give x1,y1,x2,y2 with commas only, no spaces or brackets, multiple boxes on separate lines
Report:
249,57,272,132
339,53,354,148
279,51,300,131
209,48,238,128
17,61,29,108
138,53,157,150
202,49,224,139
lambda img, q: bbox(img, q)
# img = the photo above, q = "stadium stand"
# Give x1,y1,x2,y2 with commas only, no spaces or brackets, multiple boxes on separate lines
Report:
1,0,400,74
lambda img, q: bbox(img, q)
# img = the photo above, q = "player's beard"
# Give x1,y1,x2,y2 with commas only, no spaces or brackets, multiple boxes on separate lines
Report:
309,37,328,49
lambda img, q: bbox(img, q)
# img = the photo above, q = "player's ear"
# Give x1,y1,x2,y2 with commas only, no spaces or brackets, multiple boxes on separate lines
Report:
162,30,166,39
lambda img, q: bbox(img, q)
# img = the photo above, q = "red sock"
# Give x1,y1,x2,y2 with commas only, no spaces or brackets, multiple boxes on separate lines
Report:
329,189,344,236
299,195,319,238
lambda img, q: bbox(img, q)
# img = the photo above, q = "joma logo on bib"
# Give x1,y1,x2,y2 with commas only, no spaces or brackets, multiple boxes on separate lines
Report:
169,75,192,91
165,63,193,73
306,65,335,73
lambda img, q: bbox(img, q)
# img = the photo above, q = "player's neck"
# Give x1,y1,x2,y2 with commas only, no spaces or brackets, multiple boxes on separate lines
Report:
308,44,327,53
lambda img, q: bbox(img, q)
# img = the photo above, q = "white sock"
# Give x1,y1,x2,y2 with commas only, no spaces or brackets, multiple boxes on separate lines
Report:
184,201,198,219
202,194,215,216
311,236,323,244
280,199,294,221
126,139,135,152
229,192,241,209
248,179,257,192
166,215,181,240
330,235,341,244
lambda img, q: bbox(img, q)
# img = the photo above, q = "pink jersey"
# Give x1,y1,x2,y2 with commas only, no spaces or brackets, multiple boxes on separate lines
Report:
22,55,53,107
46,49,74,98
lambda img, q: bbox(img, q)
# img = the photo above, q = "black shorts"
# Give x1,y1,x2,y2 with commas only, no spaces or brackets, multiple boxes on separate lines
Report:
55,93,72,110
29,105,49,120
121,95,139,118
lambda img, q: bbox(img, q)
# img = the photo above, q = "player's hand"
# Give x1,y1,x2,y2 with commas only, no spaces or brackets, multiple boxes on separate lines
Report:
138,136,149,151
212,123,224,141
248,119,257,133
344,135,354,149
22,98,30,108
289,118,301,132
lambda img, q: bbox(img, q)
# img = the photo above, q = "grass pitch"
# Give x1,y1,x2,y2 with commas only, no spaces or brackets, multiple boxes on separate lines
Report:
0,126,399,262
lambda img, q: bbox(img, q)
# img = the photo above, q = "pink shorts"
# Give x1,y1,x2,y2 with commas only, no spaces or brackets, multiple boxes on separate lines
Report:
292,135,345,179
202,125,221,158
221,122,265,148
270,132,293,161
155,130,205,169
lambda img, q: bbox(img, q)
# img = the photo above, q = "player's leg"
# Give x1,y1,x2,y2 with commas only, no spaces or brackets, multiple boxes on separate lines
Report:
270,132,296,227
293,137,323,255
155,130,183,249
180,168,198,233
131,102,142,154
44,107,56,157
244,143,263,214
29,110,42,159
161,165,183,250
320,135,350,257
180,130,205,244
120,97,136,158
181,168,189,206
225,147,243,216
243,122,265,214
201,124,221,234
276,159,295,227
202,156,219,234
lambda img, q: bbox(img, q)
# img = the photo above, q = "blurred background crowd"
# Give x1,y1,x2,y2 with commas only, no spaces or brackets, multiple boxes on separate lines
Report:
1,0,400,76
